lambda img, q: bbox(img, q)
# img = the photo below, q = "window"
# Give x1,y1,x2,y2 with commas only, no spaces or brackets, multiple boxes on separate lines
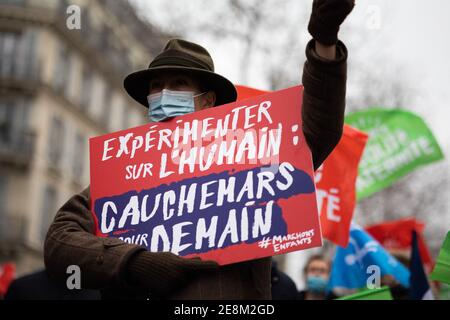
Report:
0,175,6,205
81,7,92,38
39,185,57,242
0,175,7,241
0,98,31,157
0,0,26,5
48,116,65,168
0,32,19,77
72,131,85,179
98,24,112,52
80,67,93,111
0,99,14,143
53,43,71,95
0,30,37,80
101,84,112,129
0,175,6,214
58,0,69,14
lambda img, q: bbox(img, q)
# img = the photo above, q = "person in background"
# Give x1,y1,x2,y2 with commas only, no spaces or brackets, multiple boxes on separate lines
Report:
271,260,298,300
384,251,410,299
298,254,336,300
4,270,100,300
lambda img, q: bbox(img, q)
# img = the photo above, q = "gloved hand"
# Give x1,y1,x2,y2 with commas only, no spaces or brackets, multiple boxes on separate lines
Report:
126,251,219,297
308,0,355,45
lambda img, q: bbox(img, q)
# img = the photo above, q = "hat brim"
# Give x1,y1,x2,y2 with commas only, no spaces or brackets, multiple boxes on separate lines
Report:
123,66,237,108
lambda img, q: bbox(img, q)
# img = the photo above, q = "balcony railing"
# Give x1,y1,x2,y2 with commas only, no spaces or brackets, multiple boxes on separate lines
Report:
0,0,26,6
0,62,41,93
0,129,35,168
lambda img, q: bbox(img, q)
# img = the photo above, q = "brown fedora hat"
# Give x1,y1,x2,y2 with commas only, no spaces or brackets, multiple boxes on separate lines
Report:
123,39,237,108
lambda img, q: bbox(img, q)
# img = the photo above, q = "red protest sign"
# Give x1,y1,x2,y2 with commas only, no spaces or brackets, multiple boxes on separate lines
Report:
89,86,322,265
236,85,368,248
315,125,368,247
366,218,434,272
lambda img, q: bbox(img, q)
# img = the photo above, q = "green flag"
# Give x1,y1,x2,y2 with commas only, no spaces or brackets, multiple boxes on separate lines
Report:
430,231,450,285
345,108,444,199
336,286,393,300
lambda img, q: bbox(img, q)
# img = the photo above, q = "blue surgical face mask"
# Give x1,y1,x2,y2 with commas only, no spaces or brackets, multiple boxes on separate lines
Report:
147,89,205,122
306,276,328,294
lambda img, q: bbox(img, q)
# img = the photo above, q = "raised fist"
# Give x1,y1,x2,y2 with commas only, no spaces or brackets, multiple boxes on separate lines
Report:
308,0,355,45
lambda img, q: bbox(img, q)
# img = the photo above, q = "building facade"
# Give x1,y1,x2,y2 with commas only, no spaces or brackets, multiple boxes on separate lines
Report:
0,0,169,276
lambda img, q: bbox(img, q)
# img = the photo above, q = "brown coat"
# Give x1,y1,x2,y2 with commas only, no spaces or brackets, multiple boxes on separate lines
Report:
44,39,348,300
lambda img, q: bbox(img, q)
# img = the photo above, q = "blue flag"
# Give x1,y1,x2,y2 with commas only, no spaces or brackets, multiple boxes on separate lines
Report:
409,230,434,299
329,223,410,291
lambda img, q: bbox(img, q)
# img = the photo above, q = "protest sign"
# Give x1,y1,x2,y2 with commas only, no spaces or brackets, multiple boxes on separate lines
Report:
89,86,322,265
430,231,450,284
236,85,368,248
345,108,444,199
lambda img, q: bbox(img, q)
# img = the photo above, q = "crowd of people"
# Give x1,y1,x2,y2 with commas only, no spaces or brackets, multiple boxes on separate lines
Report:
1,251,419,300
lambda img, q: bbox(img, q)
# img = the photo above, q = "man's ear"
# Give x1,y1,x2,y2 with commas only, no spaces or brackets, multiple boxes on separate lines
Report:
199,91,216,110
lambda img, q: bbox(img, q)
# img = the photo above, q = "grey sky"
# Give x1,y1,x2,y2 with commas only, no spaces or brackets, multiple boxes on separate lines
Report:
132,0,450,216
132,0,449,148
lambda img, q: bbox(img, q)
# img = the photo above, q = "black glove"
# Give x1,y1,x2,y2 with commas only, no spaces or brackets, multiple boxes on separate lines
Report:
126,251,218,297
308,0,355,45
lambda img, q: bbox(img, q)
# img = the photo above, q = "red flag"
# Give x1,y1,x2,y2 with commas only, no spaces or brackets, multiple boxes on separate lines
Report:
0,262,16,297
235,85,368,247
366,218,434,272
235,85,269,100
315,125,368,247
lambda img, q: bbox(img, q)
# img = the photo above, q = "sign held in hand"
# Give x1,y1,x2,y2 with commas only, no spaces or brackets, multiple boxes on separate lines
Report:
89,86,322,265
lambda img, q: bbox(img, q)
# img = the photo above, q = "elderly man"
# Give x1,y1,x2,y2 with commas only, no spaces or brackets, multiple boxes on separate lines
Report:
44,0,355,300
